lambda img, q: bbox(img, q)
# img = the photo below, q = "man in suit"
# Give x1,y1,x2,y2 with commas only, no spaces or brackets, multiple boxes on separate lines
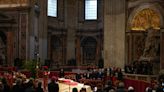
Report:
59,69,65,78
48,76,59,92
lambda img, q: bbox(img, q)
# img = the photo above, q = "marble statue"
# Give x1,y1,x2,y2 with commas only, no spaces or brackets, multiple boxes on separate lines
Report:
142,28,160,59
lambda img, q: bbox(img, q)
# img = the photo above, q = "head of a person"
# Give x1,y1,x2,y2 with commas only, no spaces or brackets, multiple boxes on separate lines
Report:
72,87,78,92
108,89,115,92
61,68,63,72
16,78,22,85
51,76,58,82
128,86,134,92
145,87,152,92
117,82,125,88
80,88,87,92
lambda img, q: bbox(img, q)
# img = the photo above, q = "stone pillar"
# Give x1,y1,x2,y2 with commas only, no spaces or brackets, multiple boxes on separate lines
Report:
96,37,100,65
29,0,36,60
160,30,164,69
65,0,78,62
76,37,81,66
19,13,28,60
47,33,51,59
28,0,47,65
7,31,14,66
38,0,48,64
104,0,126,68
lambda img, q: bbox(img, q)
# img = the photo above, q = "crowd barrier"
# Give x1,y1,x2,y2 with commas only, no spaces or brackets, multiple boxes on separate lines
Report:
124,73,157,92
124,78,152,92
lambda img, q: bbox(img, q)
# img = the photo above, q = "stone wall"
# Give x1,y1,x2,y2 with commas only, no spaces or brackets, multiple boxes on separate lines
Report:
47,0,103,66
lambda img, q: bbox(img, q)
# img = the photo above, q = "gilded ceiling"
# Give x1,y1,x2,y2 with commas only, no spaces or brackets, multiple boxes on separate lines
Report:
131,8,160,31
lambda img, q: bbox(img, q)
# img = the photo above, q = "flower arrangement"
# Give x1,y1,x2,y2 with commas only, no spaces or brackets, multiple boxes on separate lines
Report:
22,60,37,78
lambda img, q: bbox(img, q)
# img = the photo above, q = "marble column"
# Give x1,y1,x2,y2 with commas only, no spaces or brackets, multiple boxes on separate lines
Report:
65,0,78,62
29,0,36,60
96,36,100,65
104,0,126,68
7,31,14,66
76,37,81,66
38,0,48,65
160,30,164,69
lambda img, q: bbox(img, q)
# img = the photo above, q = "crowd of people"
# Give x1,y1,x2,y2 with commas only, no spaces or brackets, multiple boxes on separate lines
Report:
102,80,164,92
75,67,123,81
124,60,153,75
74,67,128,92
0,66,163,92
0,67,123,92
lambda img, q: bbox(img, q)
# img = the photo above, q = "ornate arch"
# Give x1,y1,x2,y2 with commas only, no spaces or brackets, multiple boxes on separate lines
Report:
126,3,162,65
128,3,164,31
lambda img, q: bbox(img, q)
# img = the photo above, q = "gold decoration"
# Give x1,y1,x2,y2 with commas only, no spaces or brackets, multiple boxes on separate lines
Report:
0,0,28,7
131,8,160,31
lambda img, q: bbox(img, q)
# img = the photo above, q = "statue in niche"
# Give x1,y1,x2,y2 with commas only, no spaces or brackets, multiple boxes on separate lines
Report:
138,28,160,74
142,28,160,59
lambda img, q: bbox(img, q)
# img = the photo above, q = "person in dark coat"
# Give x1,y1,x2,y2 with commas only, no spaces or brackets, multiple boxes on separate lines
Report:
59,69,65,78
128,86,134,92
35,82,43,92
25,79,35,92
1,78,11,92
48,77,59,92
117,68,123,81
103,80,115,92
72,87,78,92
116,82,127,92
12,79,24,92
76,73,81,82
80,88,87,92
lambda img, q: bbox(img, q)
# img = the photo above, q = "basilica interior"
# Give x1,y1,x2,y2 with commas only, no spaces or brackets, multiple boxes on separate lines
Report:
0,0,164,92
